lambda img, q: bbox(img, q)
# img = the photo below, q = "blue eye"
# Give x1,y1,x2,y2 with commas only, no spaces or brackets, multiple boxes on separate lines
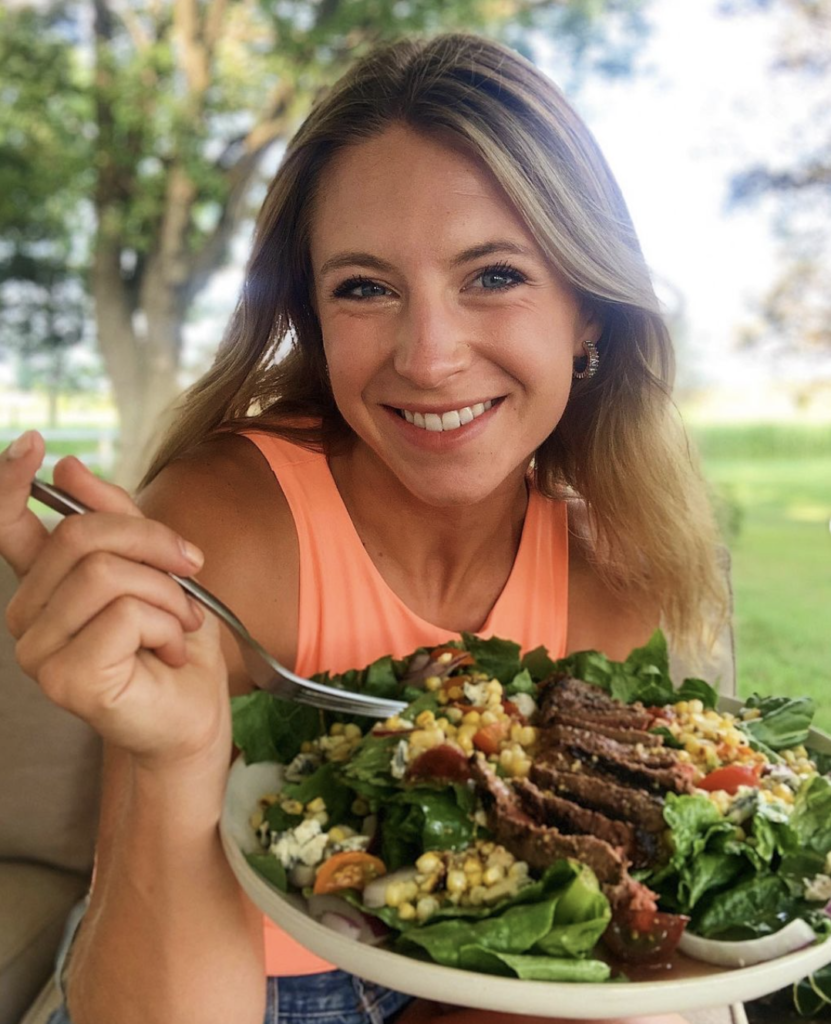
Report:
332,276,388,300
477,263,526,291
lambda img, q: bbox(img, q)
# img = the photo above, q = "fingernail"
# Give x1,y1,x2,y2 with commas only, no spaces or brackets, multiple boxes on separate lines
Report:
6,431,35,460
180,540,204,569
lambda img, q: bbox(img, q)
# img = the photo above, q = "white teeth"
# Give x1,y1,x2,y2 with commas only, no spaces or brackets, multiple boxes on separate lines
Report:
400,400,496,432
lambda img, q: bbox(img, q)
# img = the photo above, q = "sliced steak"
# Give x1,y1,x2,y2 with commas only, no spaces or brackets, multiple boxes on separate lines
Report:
538,746,695,796
541,724,679,769
470,755,625,884
529,765,667,868
530,764,666,833
553,713,665,747
538,676,655,732
513,777,635,857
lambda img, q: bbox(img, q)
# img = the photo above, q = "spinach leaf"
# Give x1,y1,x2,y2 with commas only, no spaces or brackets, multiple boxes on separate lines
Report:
246,853,287,892
740,694,816,752
231,691,322,764
461,633,522,684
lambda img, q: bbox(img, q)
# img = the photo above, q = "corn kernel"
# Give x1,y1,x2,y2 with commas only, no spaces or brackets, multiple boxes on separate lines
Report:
416,851,442,874
457,734,473,754
329,827,346,843
398,901,416,921
330,722,345,736
462,711,481,727
250,810,264,830
351,798,370,816
483,864,505,886
438,651,454,664
281,799,303,815
446,707,463,724
344,723,362,740
425,675,443,692
307,799,327,815
300,741,314,753
446,869,467,894
519,726,537,747
468,885,487,906
481,710,498,726
385,882,406,908
416,710,436,728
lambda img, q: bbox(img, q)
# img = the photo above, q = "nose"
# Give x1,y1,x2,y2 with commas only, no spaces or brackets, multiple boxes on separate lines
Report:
392,293,470,389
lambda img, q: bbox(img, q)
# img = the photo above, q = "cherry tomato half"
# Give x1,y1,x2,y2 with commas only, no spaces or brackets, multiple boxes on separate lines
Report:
313,852,387,895
407,744,472,782
472,720,510,756
697,764,762,795
603,907,689,965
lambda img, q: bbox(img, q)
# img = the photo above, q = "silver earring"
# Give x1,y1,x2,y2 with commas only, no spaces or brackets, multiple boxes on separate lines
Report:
572,339,599,380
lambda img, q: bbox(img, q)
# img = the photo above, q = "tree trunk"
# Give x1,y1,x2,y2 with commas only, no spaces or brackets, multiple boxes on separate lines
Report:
92,239,182,491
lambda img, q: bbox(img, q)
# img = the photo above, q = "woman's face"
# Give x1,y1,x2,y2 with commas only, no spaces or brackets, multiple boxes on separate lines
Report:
309,125,599,507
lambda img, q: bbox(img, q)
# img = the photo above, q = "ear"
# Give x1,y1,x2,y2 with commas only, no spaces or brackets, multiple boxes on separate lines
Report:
573,301,603,359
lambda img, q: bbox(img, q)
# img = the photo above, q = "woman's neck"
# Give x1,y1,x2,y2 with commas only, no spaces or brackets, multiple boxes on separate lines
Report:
327,442,530,632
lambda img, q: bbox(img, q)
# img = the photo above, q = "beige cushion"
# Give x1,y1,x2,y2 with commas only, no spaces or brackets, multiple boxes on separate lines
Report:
0,560,102,873
18,977,64,1024
0,862,87,1024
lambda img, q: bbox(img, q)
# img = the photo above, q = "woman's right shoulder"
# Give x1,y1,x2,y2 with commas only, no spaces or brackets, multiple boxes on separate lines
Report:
138,432,301,678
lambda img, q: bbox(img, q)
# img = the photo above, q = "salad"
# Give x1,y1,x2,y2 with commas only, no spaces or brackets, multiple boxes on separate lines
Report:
231,631,831,988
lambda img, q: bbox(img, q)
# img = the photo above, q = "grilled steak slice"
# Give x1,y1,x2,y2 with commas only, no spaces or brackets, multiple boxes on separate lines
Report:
553,713,665,747
542,724,678,769
538,676,655,732
470,755,625,884
538,746,695,796
529,765,667,868
530,764,666,833
513,777,635,858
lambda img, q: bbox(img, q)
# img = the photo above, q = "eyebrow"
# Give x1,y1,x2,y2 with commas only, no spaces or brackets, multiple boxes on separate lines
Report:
317,240,538,278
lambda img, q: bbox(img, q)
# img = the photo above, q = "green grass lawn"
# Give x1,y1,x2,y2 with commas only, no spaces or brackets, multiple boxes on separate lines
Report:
697,451,831,733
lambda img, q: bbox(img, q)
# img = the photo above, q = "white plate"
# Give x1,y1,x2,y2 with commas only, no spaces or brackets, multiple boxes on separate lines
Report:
220,696,831,1018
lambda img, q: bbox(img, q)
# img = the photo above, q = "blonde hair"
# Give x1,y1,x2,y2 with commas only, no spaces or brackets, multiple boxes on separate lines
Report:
144,32,728,654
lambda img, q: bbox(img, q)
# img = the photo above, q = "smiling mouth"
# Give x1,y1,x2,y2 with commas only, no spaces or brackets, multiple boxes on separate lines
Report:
396,399,497,433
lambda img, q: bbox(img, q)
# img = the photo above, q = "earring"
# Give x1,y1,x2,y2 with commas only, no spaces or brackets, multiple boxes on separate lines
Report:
572,339,600,380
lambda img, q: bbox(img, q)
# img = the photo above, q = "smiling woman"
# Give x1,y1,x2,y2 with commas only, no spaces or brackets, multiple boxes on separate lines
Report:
0,31,729,1024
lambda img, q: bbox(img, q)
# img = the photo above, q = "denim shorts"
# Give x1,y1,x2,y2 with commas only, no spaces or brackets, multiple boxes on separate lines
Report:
47,970,414,1024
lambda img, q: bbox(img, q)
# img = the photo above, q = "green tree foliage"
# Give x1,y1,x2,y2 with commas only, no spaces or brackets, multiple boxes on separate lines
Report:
0,0,649,485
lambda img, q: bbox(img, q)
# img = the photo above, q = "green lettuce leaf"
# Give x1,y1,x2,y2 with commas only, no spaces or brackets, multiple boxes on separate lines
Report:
395,860,609,969
231,691,322,764
694,874,799,939
245,853,287,892
457,947,610,982
740,694,816,752
461,633,522,683
281,761,353,827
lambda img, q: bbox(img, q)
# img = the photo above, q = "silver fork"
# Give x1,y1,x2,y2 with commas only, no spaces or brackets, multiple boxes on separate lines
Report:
29,478,407,719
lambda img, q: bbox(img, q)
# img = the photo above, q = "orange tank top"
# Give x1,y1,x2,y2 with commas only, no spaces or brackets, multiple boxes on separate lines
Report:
241,431,570,977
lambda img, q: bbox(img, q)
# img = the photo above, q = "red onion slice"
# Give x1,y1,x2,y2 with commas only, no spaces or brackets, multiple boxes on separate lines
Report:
678,919,817,968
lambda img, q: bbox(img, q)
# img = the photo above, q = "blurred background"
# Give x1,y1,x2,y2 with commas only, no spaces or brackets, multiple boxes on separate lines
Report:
1,0,829,722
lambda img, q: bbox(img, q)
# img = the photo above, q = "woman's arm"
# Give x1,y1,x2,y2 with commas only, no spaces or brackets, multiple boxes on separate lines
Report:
1,434,296,1024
